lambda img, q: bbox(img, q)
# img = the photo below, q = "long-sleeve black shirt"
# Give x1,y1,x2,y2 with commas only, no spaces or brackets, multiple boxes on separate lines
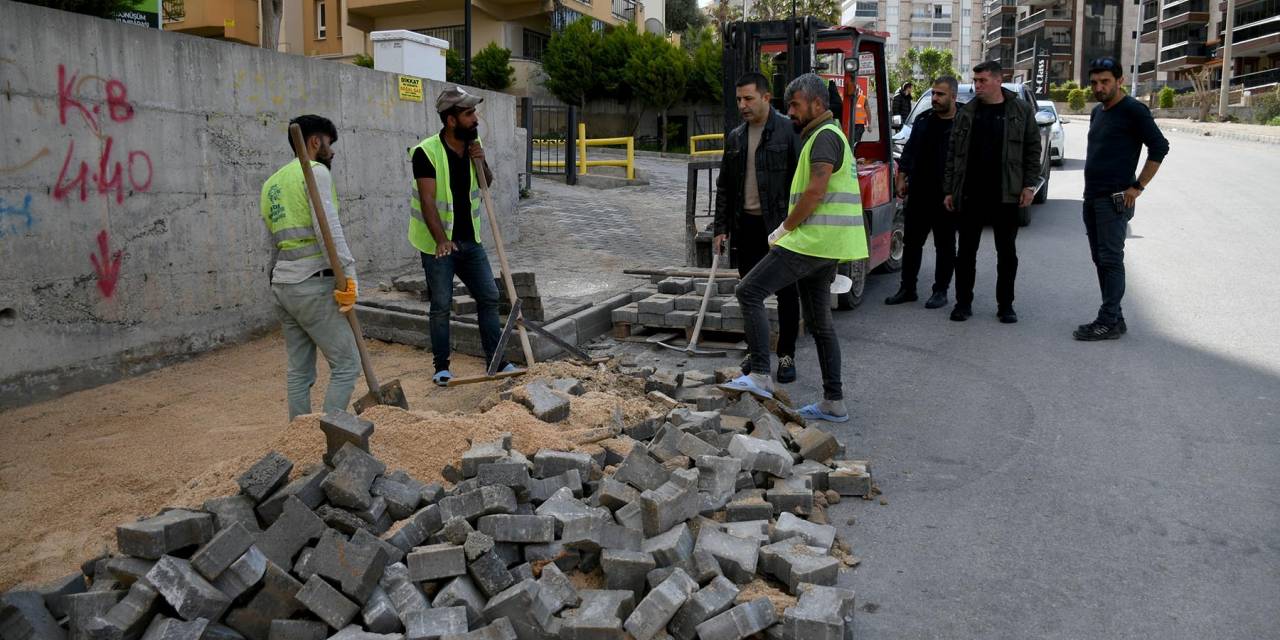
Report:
1084,96,1170,198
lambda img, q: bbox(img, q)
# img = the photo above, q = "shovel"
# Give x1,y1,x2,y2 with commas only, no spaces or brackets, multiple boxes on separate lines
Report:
288,124,408,414
658,246,728,357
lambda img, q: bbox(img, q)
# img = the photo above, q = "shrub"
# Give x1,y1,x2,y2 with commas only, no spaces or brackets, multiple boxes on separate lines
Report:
1253,88,1280,124
1268,115,1280,126
352,53,373,68
1158,86,1175,109
1067,88,1087,113
472,42,514,92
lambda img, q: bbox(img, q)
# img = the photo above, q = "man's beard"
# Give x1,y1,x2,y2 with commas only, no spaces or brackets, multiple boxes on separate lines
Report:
457,124,479,141
791,115,807,132
317,154,333,169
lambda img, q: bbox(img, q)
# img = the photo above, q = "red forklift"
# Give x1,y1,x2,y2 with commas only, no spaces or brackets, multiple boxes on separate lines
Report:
720,18,904,308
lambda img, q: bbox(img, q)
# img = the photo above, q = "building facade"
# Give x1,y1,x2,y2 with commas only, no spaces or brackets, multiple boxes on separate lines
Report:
1137,0,1278,96
841,0,984,80
981,0,1140,86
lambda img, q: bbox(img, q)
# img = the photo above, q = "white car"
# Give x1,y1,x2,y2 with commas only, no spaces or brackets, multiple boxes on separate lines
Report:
1037,100,1065,166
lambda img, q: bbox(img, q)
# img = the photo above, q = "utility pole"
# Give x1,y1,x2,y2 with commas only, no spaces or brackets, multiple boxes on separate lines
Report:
1218,0,1236,116
1131,0,1139,96
464,0,472,86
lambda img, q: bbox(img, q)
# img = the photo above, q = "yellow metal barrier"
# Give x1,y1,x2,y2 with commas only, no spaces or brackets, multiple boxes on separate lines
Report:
530,125,635,180
690,133,724,157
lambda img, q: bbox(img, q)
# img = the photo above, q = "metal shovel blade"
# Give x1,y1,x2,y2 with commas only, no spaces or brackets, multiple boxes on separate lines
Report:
352,379,409,414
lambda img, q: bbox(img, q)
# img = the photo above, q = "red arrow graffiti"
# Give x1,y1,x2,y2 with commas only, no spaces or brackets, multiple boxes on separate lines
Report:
90,230,123,298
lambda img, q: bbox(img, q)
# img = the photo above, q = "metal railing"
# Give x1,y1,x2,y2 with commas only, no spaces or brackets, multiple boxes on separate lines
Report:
689,134,724,157
1235,67,1280,89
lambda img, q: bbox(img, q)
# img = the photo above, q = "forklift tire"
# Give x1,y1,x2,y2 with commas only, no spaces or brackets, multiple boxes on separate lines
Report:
873,204,905,274
833,259,868,310
1018,206,1032,227
1032,170,1049,205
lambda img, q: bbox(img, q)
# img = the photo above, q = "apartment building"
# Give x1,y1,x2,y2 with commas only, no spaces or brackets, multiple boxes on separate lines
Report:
841,0,984,79
165,0,654,96
981,0,1140,86
1137,0,1278,95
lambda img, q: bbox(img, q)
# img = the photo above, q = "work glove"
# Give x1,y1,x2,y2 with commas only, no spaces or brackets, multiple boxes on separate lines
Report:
334,277,357,313
767,223,790,247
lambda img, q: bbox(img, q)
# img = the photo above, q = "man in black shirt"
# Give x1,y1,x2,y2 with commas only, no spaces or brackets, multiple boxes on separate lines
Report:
410,87,509,385
1074,57,1169,341
886,75,959,309
943,60,1042,324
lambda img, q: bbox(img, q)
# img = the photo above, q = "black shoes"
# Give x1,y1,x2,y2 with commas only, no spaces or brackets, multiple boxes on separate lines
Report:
949,304,973,322
884,288,918,305
998,306,1018,324
925,291,949,309
775,355,797,384
1074,321,1123,341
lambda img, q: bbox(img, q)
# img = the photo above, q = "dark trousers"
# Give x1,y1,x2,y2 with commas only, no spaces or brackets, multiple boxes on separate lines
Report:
420,240,502,371
1082,196,1132,325
734,214,800,357
955,201,1020,308
899,193,956,294
737,247,843,400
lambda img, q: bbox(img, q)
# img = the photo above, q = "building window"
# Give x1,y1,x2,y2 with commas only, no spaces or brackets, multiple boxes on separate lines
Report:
855,1,878,18
316,0,326,39
933,4,953,19
523,29,550,61
418,25,466,49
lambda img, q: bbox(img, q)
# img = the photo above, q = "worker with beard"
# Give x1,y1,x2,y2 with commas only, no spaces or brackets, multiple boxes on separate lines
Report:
260,114,361,421
410,87,515,386
721,73,867,423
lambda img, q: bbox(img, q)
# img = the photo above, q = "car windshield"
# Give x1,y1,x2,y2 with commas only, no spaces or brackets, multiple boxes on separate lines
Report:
1036,101,1057,115
905,83,1030,124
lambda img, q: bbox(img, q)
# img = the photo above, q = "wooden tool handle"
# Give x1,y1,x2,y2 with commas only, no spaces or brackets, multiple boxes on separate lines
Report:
471,151,536,366
688,249,720,349
288,124,381,393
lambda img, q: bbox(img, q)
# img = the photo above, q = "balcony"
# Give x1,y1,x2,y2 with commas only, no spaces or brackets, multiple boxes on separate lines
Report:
1230,16,1280,55
1160,0,1210,28
1233,67,1280,90
1021,0,1059,8
1018,8,1072,35
1158,43,1211,70
348,0,547,22
985,25,1017,45
163,0,260,45
1138,60,1157,77
983,0,1018,15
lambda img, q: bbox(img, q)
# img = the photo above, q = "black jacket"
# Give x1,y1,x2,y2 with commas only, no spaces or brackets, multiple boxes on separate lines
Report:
943,87,1042,209
891,91,914,122
713,109,800,236
898,109,950,187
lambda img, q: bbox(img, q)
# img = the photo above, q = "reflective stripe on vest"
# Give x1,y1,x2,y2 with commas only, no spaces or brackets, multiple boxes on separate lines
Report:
260,159,330,265
775,121,869,261
408,135,483,254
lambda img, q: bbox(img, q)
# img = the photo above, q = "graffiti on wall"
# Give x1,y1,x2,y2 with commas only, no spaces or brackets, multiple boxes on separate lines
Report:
90,230,123,298
52,64,153,205
0,194,35,239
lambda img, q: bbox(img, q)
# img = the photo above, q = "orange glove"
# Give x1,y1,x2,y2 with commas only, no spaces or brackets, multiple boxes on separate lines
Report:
334,277,357,312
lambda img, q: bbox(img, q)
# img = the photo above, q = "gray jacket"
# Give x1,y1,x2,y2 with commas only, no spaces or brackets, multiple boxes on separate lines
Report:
943,88,1042,208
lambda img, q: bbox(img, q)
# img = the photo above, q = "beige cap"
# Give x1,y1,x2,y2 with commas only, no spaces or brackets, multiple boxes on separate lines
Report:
436,86,484,112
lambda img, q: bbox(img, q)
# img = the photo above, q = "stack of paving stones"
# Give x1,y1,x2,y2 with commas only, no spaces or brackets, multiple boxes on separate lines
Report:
1,373,871,640
611,279,778,338
391,272,545,323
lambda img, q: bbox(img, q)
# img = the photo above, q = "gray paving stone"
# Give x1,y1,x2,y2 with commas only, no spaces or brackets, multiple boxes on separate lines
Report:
561,514,642,553
479,580,542,640
320,411,375,465
37,572,86,617
527,470,583,504
612,449,670,492
405,607,468,640
318,506,377,537
641,523,694,568
764,484,813,517
531,451,593,481
726,436,792,478
556,590,635,640
327,625,405,640
270,620,329,640
237,452,294,504
224,561,304,640
748,413,789,444
613,502,644,533
140,616,208,640
467,550,515,597
757,541,839,594
694,457,741,511
378,563,429,626
199,623,244,640
601,549,655,597
534,488,598,537
116,510,215,560
684,549,724,585
771,513,835,552
549,378,586,396
518,382,571,423
477,463,532,497
720,521,769,546
776,584,856,640
408,544,466,582
258,468,330,526
463,531,495,562
638,469,701,537
441,618,517,640
792,427,838,463
145,556,231,622
322,444,388,511
297,575,361,630
438,486,517,524
668,576,739,640
723,491,774,523
203,496,262,534
62,591,125,640
477,515,556,544
523,542,580,574
211,546,268,600
355,497,389,525
191,522,255,580
692,528,759,584
432,576,487,626
1,590,66,640
255,497,327,569
674,433,719,460
311,529,390,604
460,437,510,479
360,587,403,635
787,462,831,493
105,556,155,587
593,478,639,513
693,597,776,640
826,461,871,497
534,563,580,618
622,569,697,640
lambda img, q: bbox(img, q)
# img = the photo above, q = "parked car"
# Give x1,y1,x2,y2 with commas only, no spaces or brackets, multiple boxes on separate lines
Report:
1037,100,1065,166
891,82,1056,226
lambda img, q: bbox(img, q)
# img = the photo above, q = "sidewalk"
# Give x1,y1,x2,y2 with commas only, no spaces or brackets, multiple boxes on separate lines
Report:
1154,118,1280,145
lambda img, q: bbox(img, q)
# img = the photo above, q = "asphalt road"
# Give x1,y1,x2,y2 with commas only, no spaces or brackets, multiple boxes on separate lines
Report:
804,124,1280,638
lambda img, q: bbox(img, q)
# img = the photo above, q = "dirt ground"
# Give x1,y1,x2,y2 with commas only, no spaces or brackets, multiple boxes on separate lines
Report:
0,332,653,591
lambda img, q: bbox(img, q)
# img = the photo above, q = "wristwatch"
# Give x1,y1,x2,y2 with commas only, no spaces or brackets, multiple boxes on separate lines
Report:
1131,180,1144,191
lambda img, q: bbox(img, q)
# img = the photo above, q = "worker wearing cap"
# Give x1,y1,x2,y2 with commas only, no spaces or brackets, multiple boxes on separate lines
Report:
721,73,867,423
410,87,514,386
260,114,361,421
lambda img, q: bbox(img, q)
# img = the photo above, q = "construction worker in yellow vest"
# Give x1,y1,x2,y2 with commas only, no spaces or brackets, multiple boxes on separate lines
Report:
410,87,515,386
720,74,868,423
260,114,360,421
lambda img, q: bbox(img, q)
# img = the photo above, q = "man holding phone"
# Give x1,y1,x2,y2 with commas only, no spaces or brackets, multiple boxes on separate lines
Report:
1074,57,1169,341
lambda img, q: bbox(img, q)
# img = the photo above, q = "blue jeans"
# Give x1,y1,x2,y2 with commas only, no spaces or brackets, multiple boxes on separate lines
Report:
737,247,843,401
1083,196,1133,325
420,240,503,371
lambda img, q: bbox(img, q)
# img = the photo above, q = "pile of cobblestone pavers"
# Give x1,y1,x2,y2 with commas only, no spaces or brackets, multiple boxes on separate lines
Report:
610,278,780,340
1,371,871,640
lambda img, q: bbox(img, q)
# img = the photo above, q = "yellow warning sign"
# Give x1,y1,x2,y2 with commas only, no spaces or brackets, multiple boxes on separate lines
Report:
224,18,235,29
398,75,423,102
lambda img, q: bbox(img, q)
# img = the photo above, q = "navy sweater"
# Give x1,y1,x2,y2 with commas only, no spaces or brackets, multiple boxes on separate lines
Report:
1085,96,1170,198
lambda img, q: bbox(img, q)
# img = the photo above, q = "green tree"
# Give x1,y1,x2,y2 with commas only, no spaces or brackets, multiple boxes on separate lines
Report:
625,33,689,152
352,53,374,69
892,47,958,90
542,17,600,106
751,0,840,24
707,0,743,36
1158,86,1175,109
596,22,643,103
666,0,708,32
445,48,464,84
685,26,722,104
17,0,134,18
1067,88,1087,113
473,42,515,92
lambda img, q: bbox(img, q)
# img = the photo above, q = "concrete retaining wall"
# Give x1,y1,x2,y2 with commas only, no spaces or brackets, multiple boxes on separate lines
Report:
0,0,521,408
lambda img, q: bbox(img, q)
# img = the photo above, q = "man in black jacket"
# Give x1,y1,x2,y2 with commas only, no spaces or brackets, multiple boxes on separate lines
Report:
892,82,914,122
887,76,959,309
943,60,1042,324
713,72,801,383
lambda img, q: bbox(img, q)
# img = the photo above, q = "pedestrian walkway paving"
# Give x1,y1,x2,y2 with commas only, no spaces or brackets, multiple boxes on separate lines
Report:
1154,118,1280,145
